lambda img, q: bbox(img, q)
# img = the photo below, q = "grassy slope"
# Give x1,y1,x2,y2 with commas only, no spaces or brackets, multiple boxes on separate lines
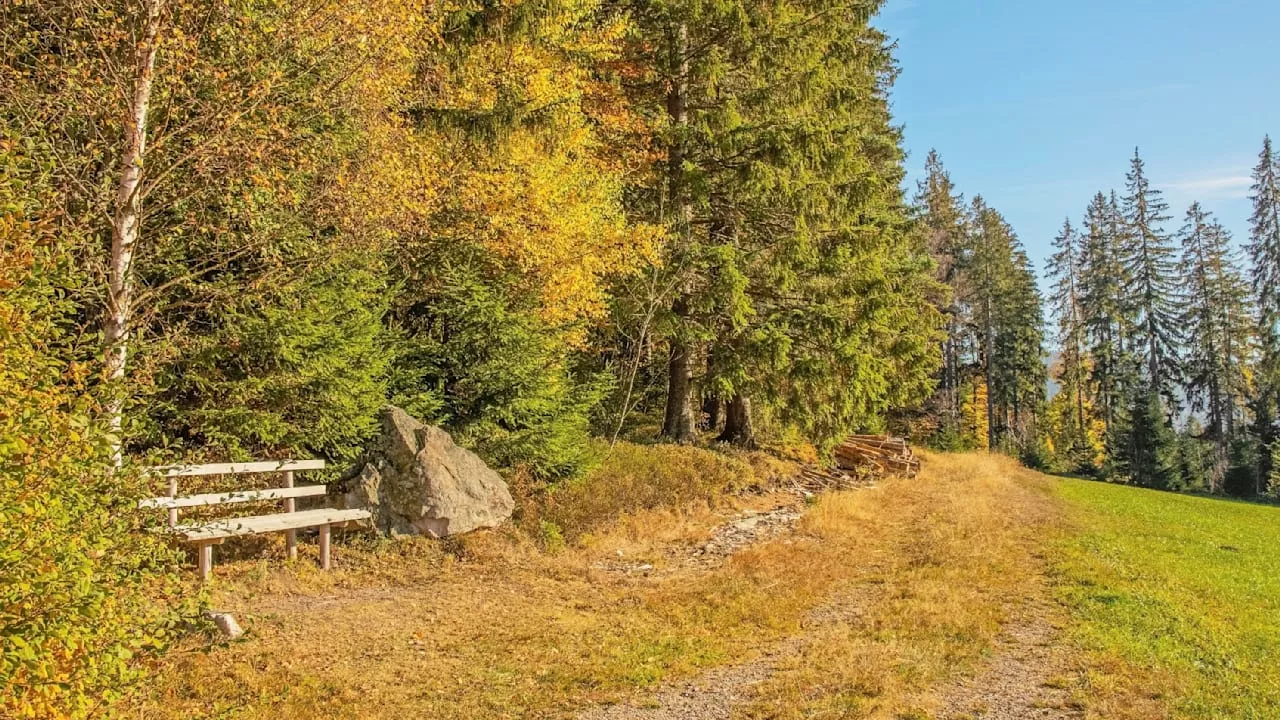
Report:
1054,479,1280,719
134,451,1062,719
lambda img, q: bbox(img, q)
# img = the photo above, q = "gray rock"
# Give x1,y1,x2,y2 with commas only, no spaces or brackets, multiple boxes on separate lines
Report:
207,611,243,639
340,407,514,538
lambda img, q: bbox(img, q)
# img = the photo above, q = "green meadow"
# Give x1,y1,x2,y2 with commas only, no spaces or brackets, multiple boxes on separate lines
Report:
1055,479,1280,719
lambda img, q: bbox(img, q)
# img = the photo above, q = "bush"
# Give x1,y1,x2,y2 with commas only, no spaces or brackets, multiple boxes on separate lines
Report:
141,249,391,463
0,148,184,718
390,259,610,480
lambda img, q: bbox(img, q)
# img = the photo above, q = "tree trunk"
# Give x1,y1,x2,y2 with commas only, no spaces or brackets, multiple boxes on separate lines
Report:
718,394,755,448
943,324,959,420
659,21,695,444
661,338,697,443
104,0,165,468
701,394,721,432
984,296,996,450
1224,330,1237,440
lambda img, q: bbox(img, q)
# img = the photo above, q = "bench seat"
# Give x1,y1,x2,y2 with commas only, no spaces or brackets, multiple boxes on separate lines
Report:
175,507,372,542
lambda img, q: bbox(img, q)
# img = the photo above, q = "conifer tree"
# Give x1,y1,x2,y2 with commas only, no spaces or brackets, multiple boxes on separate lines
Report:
623,0,940,447
914,150,970,424
1248,136,1280,354
1049,217,1090,448
1121,149,1182,410
1247,135,1280,488
1079,192,1133,435
1179,203,1253,491
998,246,1049,445
968,197,1004,443
967,197,1045,449
1117,385,1183,489
385,0,648,476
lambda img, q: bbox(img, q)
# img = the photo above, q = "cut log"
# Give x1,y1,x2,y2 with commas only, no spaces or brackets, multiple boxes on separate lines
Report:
833,434,919,479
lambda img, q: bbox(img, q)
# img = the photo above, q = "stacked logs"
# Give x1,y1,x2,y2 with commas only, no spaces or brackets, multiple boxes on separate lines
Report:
793,465,875,494
834,434,920,479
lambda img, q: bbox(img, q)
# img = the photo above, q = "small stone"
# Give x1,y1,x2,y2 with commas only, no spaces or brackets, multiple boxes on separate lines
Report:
207,611,243,639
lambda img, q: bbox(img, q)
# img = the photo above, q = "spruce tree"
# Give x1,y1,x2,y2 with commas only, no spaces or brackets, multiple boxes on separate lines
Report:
1248,136,1280,355
1178,203,1253,491
1247,135,1280,490
967,197,1045,450
1079,192,1132,437
1121,149,1182,410
1118,385,1183,489
968,197,1004,444
1000,246,1049,447
914,150,970,426
625,0,941,447
1046,218,1091,463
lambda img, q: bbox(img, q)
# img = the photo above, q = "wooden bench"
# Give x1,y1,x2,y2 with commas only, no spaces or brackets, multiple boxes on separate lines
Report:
140,460,370,580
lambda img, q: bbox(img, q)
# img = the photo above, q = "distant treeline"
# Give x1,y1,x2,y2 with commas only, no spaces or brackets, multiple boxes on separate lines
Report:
918,140,1280,496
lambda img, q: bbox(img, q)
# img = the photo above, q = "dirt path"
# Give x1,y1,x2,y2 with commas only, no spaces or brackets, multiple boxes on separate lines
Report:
577,595,1081,720
147,453,1079,720
575,583,879,720
575,640,799,720
938,599,1083,720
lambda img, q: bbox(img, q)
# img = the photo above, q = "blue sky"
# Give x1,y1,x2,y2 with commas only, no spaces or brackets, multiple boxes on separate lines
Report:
877,0,1280,287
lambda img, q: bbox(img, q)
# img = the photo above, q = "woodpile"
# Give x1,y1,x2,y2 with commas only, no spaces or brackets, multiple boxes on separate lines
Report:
834,434,920,479
791,465,875,495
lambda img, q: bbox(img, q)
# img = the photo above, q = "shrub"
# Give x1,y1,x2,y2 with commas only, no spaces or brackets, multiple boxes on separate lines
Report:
0,145,185,718
141,249,391,463
390,259,610,480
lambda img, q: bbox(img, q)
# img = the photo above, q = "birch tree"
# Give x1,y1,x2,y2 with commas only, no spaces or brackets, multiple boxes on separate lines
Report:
103,0,165,464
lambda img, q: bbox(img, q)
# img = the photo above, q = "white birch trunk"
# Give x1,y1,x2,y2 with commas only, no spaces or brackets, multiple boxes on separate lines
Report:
104,0,165,467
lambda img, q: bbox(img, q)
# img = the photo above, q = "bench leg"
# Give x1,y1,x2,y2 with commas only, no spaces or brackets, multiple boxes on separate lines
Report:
318,524,331,570
197,543,213,581
286,530,297,561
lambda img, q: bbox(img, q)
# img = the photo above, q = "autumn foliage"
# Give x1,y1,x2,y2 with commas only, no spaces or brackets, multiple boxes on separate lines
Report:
0,0,944,713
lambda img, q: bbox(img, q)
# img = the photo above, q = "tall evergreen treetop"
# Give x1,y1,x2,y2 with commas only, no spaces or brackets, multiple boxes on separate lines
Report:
1121,148,1182,409
1245,135,1280,490
1178,203,1252,456
914,150,970,422
1248,136,1280,341
916,150,968,285
1079,191,1133,433
1047,218,1088,438
966,197,1045,448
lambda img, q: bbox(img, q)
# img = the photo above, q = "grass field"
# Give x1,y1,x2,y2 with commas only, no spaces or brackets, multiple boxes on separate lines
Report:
1054,479,1280,719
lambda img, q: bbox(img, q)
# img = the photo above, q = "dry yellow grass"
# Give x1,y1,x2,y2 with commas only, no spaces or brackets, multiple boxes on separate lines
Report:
130,450,1068,720
735,451,1069,719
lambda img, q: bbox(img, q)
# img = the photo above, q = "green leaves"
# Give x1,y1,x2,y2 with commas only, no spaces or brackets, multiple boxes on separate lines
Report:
0,140,185,718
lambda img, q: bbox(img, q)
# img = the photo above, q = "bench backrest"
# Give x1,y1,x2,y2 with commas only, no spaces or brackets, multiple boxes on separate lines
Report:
141,459,326,527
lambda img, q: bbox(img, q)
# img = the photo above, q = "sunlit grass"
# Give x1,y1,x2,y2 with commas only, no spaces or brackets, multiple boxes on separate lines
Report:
736,451,1067,719
1054,480,1280,719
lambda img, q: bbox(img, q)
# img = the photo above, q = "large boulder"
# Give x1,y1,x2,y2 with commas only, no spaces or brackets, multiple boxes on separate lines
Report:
340,407,514,538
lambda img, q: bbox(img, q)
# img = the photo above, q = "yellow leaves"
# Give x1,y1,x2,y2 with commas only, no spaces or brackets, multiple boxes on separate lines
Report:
439,127,655,344
960,378,991,451
323,0,658,346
